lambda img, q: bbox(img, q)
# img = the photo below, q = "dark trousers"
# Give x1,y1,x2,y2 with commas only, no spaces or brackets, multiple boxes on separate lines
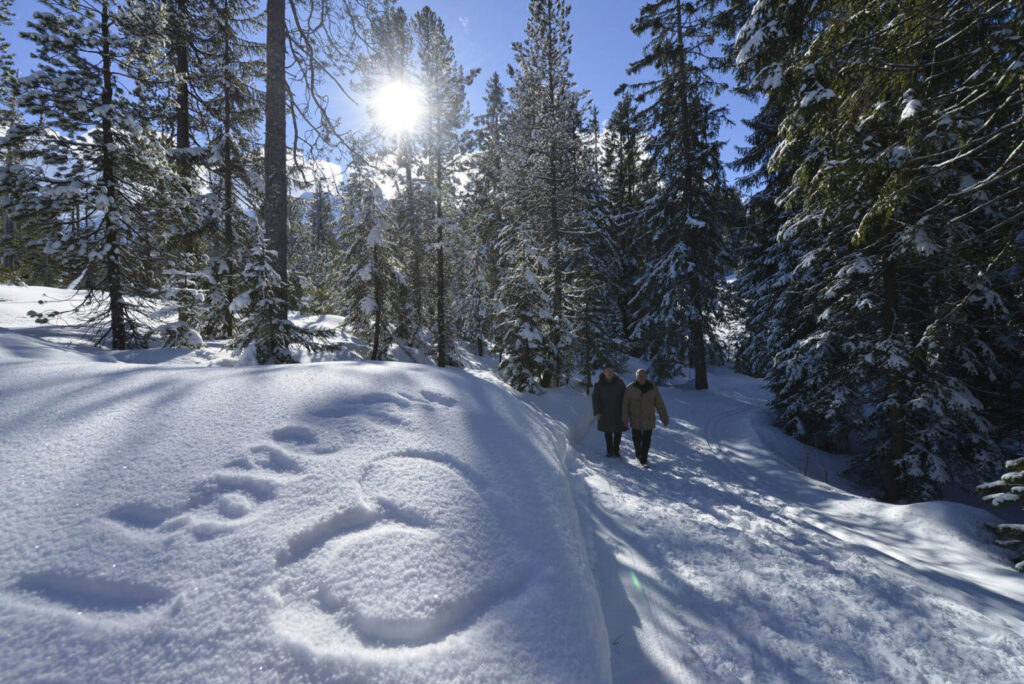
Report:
603,431,622,455
632,429,653,463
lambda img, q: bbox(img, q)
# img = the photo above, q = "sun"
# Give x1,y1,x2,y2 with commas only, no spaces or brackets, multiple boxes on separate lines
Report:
371,80,424,135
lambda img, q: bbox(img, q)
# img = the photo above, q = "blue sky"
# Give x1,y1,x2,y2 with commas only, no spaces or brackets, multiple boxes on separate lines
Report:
392,0,757,176
5,0,757,183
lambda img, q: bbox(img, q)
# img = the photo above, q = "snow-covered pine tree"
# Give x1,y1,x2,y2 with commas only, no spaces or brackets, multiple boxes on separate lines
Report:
1,0,21,276
338,159,400,361
1,0,193,349
229,237,336,363
195,0,264,340
156,0,264,341
360,4,431,352
412,7,474,368
291,179,343,315
978,453,1024,572
0,0,12,128
494,229,555,394
623,0,729,387
253,0,373,362
724,0,846,428
734,0,1023,500
571,106,622,393
459,72,509,356
601,92,657,349
503,0,587,389
449,227,492,358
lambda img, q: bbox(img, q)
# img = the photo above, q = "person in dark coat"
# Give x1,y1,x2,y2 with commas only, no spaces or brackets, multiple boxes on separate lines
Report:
621,368,669,467
592,364,627,457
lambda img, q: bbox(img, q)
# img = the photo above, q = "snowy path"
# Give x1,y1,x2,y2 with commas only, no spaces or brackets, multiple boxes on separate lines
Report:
575,370,1024,683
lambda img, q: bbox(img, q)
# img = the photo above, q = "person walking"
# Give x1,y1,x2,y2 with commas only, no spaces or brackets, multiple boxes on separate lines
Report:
592,364,627,457
621,368,669,467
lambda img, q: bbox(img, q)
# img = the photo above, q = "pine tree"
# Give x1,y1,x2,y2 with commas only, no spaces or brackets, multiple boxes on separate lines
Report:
412,7,474,367
495,230,554,393
503,0,588,389
602,93,657,347
361,4,430,351
291,179,343,315
338,160,400,360
572,106,622,393
1,0,193,349
1,0,20,276
623,0,729,386
461,72,509,356
732,0,1023,500
978,453,1024,572
251,0,374,362
187,0,265,341
229,239,335,363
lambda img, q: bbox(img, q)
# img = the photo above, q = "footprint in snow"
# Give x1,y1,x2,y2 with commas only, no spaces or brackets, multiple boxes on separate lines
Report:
11,570,179,623
107,443,305,540
271,451,527,657
272,424,338,454
307,391,458,429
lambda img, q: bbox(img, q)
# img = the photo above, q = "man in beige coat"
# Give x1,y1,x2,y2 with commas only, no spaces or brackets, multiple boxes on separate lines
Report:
621,369,669,467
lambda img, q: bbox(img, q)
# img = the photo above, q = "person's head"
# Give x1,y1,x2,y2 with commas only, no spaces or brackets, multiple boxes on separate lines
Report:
602,364,616,380
635,368,649,384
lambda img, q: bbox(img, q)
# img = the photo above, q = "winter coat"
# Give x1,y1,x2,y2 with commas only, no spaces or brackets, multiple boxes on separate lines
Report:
621,380,669,431
592,375,627,433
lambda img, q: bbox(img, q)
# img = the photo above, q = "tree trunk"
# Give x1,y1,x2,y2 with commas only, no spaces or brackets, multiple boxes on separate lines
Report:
880,259,905,502
1,212,14,270
101,1,126,350
265,0,288,318
220,0,235,338
371,244,383,361
174,0,190,156
691,315,708,390
436,222,447,367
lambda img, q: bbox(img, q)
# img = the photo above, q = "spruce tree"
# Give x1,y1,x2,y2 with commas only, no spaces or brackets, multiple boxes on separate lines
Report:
732,0,1023,500
602,92,658,348
1,0,193,349
412,7,474,367
361,5,429,351
461,72,509,356
187,0,265,341
291,179,343,316
572,107,623,392
503,0,588,389
338,159,400,360
623,0,729,386
1,0,20,276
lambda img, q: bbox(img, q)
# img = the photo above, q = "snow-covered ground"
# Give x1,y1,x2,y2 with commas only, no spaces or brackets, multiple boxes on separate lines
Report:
2,284,1024,683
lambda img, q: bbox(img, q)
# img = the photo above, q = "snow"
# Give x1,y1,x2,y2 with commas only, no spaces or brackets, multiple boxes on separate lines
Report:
3,284,1024,682
799,87,835,109
900,99,925,122
913,227,940,255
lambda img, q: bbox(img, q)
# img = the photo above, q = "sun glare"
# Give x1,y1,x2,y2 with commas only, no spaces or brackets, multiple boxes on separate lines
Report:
371,80,423,135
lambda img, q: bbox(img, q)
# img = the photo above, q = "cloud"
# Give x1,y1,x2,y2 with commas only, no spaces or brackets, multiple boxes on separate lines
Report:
459,15,470,31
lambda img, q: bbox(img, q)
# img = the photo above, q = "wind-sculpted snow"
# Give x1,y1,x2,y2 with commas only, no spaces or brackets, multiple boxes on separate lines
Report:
0,287,609,684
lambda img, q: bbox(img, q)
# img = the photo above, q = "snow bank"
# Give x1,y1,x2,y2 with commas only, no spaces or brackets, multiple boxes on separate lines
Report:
0,286,609,683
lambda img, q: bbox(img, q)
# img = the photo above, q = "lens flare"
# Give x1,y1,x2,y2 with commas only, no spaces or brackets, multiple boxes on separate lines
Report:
371,80,423,135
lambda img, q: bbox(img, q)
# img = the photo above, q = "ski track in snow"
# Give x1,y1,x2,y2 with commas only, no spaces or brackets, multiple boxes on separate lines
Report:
578,371,1024,683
